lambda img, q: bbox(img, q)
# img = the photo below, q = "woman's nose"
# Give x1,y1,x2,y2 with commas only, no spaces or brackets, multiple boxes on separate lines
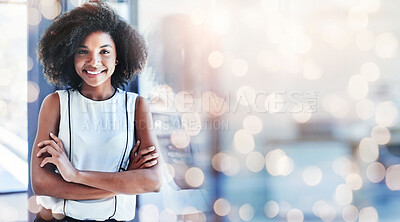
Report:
87,53,100,66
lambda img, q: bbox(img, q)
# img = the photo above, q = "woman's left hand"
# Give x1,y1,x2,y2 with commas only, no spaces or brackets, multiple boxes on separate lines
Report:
37,132,78,183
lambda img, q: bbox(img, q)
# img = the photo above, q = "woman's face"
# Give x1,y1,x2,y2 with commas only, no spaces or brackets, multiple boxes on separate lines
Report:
74,31,117,88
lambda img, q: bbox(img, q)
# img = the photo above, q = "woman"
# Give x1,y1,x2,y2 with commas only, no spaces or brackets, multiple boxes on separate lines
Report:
31,1,162,221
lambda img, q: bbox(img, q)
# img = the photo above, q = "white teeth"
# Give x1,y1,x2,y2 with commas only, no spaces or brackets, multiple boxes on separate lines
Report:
86,70,103,75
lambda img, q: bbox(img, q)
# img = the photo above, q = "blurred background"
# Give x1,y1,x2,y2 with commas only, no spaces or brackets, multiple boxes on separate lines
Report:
1,0,400,221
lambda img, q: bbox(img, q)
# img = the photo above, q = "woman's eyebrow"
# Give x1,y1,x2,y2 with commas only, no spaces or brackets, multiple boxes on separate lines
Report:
100,44,112,48
77,44,112,48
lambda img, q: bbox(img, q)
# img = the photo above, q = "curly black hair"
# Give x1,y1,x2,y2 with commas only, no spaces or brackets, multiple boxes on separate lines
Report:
38,1,147,89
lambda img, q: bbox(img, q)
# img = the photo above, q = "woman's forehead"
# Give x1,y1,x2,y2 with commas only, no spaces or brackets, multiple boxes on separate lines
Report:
80,31,115,47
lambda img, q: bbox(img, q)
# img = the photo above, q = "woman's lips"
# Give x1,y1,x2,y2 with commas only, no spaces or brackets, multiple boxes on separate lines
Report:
83,70,106,78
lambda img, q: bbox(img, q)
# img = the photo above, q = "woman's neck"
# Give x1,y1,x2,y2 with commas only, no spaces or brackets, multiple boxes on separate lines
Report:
79,83,116,101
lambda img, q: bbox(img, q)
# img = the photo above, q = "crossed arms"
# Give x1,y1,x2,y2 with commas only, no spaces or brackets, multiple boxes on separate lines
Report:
30,93,162,200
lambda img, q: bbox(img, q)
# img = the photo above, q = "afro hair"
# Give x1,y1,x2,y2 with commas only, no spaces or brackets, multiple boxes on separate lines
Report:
38,1,148,89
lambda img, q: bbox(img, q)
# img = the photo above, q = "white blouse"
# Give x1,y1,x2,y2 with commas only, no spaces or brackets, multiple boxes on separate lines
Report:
37,88,138,221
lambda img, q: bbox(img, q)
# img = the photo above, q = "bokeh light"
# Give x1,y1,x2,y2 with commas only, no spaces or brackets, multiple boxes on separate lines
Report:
38,0,61,20
302,166,323,186
224,156,240,176
358,137,379,163
264,200,279,218
27,81,40,103
28,7,42,26
292,107,312,123
358,207,378,222
234,129,255,154
342,205,358,222
385,164,400,190
332,156,355,177
238,204,254,221
214,198,231,216
265,149,294,176
242,115,263,134
335,184,353,206
208,51,224,68
27,196,41,214
212,152,231,173
370,125,391,145
366,161,385,183
170,129,190,149
139,204,159,222
345,173,363,190
375,101,398,127
312,200,336,222
245,151,265,172
185,167,205,188
287,208,304,222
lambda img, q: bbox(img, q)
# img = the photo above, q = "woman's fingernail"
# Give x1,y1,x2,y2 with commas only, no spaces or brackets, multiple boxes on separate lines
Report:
50,132,53,136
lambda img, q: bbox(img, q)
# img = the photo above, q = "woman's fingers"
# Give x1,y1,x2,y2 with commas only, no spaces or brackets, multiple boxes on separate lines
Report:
40,157,54,167
36,145,58,157
130,140,140,159
137,152,159,166
133,145,155,163
38,139,60,152
49,132,65,151
140,160,158,169
137,145,155,156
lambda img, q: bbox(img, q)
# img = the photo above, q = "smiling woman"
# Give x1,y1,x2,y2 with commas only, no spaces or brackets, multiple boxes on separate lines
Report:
74,31,118,99
31,1,162,222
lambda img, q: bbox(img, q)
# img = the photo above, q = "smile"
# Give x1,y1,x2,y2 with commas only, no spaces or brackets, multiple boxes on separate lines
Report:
84,70,106,78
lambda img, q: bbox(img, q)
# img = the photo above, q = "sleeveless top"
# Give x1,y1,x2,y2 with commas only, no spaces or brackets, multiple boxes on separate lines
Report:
36,88,138,221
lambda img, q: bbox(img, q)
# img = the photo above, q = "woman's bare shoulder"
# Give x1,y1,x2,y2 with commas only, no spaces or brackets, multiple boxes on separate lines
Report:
41,92,60,113
135,95,149,113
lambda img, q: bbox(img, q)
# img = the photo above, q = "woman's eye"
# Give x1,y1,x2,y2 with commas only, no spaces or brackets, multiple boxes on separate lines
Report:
101,50,110,54
77,50,87,54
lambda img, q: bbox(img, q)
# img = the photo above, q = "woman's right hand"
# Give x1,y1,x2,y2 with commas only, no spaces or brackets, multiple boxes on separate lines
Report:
127,140,159,170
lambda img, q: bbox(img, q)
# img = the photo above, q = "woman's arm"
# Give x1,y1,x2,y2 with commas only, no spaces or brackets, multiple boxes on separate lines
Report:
38,96,163,195
72,96,162,194
30,93,115,200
